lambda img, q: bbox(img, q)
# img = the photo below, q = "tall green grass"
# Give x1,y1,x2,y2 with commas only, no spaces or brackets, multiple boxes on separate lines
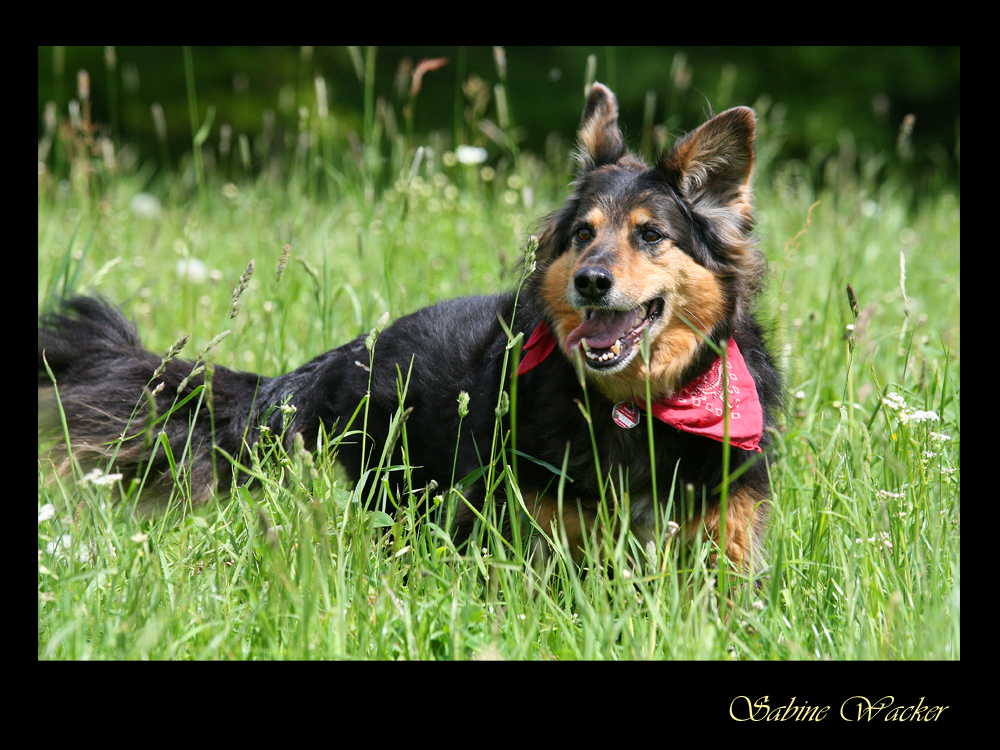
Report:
38,53,959,660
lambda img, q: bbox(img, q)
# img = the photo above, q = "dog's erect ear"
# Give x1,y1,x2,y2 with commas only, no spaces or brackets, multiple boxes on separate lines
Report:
577,82,626,170
658,106,756,216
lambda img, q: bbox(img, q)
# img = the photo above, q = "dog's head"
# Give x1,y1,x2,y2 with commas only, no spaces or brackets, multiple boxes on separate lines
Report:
534,83,761,403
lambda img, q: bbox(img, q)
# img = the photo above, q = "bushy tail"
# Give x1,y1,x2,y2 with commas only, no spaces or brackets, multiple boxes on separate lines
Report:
38,297,271,513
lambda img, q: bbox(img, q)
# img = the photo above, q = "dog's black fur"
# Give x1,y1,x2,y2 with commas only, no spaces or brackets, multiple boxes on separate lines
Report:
39,84,781,570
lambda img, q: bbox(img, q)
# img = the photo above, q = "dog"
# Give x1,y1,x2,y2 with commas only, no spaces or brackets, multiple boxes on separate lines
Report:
38,83,781,575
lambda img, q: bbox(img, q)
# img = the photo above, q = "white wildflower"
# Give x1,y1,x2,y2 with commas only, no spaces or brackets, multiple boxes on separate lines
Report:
902,409,940,424
130,192,162,219
175,257,209,283
875,489,905,500
882,392,906,411
455,145,488,165
80,469,123,487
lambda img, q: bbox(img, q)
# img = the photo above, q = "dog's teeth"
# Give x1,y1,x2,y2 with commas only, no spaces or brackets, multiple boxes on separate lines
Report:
611,340,621,356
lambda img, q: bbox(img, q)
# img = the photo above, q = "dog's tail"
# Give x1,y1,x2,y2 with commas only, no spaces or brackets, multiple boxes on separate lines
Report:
38,297,276,512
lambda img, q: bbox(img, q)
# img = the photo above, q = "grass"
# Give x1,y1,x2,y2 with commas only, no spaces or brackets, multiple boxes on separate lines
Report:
38,58,959,660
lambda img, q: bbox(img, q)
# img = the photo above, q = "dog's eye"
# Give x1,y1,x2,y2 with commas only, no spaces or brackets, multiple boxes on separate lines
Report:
641,229,662,243
576,227,593,242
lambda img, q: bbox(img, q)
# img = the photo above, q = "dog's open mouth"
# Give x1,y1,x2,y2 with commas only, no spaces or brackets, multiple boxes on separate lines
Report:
564,298,664,369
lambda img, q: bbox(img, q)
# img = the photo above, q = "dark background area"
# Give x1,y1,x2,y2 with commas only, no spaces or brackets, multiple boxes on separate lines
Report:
38,46,959,193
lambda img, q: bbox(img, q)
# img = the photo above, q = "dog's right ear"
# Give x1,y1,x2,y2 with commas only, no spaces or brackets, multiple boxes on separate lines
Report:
577,82,626,170
534,84,628,268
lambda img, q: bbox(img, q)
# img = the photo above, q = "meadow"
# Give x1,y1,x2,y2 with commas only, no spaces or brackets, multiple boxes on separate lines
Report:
38,58,959,660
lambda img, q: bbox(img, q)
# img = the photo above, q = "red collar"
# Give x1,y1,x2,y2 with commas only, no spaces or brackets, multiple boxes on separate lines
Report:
516,321,763,452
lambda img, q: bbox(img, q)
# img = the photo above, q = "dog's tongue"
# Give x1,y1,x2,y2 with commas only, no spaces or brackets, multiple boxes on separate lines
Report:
565,309,636,352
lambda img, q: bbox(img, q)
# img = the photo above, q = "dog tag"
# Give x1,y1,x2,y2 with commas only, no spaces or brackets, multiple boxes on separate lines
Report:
612,401,641,429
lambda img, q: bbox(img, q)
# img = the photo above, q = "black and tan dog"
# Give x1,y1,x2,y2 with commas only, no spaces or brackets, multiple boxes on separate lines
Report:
39,83,781,574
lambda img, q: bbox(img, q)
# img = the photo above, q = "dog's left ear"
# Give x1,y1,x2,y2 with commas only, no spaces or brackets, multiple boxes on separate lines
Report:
658,106,756,218
577,82,627,170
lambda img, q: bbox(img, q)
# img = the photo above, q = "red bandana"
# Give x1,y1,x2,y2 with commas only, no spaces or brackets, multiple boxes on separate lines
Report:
516,321,763,452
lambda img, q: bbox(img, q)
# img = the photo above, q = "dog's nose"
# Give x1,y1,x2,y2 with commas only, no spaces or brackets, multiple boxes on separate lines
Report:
574,266,614,301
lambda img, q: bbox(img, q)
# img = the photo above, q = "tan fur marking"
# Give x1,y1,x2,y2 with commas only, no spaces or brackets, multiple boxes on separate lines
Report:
539,253,584,347
684,484,767,573
628,207,655,226
583,208,607,232
529,485,766,576
530,495,600,564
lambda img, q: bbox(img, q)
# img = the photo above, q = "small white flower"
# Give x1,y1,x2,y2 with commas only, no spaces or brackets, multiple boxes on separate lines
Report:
882,392,906,411
38,504,57,525
80,469,123,487
175,257,209,284
46,534,73,555
130,192,162,219
455,145,488,165
872,532,893,553
903,409,940,424
45,534,99,564
875,489,905,500
856,532,893,554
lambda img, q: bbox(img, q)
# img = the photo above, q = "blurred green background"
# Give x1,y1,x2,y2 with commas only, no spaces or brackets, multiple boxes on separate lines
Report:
38,46,959,195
